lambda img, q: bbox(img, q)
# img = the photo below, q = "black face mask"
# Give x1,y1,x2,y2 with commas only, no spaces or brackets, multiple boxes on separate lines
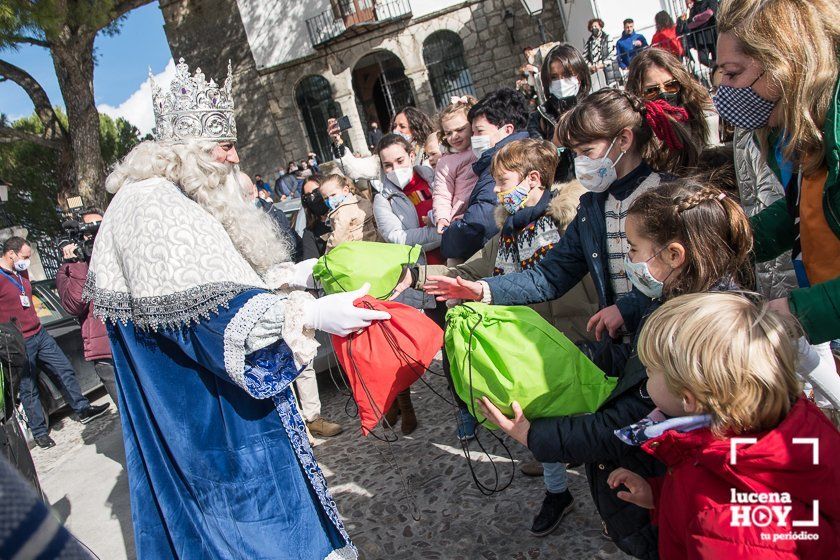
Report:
303,191,330,217
658,92,681,106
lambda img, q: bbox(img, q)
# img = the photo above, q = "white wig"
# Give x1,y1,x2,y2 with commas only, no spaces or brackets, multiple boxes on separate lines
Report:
105,140,290,274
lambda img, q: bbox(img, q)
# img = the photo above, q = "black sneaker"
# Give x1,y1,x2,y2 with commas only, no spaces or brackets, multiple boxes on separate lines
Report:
78,403,110,424
530,490,575,537
34,435,56,449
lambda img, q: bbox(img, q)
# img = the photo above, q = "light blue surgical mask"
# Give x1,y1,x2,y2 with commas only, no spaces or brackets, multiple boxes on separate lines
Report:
326,193,347,211
623,249,667,299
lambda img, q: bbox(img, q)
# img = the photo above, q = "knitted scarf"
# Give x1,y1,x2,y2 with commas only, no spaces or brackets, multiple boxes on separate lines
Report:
493,189,560,276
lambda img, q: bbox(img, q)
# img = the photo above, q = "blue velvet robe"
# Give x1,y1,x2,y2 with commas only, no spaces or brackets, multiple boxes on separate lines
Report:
107,289,354,559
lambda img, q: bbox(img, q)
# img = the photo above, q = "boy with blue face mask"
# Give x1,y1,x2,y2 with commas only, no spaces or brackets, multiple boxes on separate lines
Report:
318,174,379,251
440,88,531,261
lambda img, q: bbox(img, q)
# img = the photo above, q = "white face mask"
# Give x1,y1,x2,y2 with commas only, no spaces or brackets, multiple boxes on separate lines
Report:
623,253,665,299
549,77,580,100
13,258,30,272
394,130,413,143
471,135,492,159
386,167,414,189
573,137,625,193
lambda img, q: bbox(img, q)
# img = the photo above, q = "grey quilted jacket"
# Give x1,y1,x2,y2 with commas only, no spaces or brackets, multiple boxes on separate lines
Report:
371,165,440,309
734,128,798,299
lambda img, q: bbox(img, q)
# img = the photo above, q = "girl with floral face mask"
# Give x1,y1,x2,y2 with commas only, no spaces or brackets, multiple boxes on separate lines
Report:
472,176,764,559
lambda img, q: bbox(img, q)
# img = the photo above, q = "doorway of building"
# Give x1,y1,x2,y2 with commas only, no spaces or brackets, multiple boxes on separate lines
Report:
352,50,415,136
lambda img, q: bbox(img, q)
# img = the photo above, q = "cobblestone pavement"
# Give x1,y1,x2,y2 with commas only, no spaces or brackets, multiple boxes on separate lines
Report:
31,364,631,560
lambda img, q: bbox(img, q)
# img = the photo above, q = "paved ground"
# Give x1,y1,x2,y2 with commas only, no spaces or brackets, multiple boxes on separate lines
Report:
31,363,631,560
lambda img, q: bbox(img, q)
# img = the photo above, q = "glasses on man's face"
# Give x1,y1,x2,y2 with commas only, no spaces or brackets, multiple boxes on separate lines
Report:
642,79,681,100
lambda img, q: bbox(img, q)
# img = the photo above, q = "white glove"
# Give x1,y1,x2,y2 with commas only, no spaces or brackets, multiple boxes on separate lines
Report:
288,258,318,290
303,283,391,337
796,339,840,409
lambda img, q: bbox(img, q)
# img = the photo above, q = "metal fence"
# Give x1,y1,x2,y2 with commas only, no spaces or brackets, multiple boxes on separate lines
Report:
587,25,718,92
37,239,62,280
305,0,411,48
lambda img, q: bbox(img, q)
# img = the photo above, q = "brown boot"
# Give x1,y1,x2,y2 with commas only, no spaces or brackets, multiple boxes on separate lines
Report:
382,400,400,429
397,389,417,435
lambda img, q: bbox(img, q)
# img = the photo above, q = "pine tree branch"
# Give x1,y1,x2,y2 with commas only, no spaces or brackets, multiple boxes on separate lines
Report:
95,0,154,33
0,125,61,148
6,35,51,48
0,58,65,139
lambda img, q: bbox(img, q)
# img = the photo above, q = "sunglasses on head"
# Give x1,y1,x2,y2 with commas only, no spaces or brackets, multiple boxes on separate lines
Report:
642,79,681,100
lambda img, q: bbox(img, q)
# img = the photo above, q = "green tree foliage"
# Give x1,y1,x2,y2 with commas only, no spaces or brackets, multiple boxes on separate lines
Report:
0,110,142,237
0,0,153,206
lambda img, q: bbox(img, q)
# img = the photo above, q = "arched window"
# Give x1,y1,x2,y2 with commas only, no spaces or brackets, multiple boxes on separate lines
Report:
295,75,345,162
422,30,476,110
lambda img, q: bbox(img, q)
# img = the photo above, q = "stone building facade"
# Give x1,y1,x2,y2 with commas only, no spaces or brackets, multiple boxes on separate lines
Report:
159,0,565,176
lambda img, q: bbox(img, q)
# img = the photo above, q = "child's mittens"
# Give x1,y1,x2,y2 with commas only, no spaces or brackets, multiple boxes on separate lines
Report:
607,468,655,509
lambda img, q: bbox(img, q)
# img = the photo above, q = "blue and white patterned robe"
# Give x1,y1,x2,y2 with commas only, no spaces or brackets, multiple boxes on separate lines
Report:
86,177,355,559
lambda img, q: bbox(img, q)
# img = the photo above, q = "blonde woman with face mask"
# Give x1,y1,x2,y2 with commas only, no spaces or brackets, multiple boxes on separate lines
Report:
713,0,840,346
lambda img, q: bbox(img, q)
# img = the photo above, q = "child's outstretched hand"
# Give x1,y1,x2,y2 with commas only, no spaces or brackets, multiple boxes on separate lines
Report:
423,275,483,302
436,218,450,234
607,468,654,509
477,397,530,447
587,304,625,341
389,268,413,300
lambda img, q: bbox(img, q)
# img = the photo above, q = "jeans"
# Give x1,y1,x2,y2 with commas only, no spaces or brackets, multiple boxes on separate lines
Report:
543,462,568,493
93,359,119,409
19,329,90,437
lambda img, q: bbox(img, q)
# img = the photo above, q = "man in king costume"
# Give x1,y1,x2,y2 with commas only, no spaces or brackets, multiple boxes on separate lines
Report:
84,58,388,559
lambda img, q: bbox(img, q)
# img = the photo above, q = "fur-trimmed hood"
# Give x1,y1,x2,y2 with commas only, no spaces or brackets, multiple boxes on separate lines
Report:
494,179,586,235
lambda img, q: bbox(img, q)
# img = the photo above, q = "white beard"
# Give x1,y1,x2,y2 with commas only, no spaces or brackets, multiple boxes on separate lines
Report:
190,165,292,275
104,139,292,276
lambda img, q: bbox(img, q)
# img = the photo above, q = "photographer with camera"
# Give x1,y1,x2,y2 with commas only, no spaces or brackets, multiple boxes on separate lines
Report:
55,208,118,409
0,236,109,449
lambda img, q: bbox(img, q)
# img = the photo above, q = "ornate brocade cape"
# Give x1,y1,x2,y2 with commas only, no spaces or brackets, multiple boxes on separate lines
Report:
85,177,355,560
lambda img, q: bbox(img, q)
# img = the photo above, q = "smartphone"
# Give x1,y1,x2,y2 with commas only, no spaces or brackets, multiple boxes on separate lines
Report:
336,115,352,131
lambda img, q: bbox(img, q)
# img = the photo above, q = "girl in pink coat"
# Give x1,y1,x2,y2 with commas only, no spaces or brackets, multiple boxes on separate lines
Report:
432,96,479,265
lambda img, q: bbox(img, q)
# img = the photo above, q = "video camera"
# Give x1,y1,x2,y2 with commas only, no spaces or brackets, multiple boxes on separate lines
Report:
57,218,100,263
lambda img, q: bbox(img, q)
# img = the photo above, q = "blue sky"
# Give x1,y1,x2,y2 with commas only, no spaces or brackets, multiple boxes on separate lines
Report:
0,3,173,132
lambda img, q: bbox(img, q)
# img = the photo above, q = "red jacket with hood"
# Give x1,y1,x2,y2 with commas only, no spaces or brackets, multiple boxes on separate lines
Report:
56,261,111,361
641,398,839,559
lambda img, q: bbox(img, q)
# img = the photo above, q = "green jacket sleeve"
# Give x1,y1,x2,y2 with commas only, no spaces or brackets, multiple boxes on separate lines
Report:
789,276,840,344
750,198,796,262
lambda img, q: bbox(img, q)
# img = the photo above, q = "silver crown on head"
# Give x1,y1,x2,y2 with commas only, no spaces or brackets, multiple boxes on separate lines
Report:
150,57,237,143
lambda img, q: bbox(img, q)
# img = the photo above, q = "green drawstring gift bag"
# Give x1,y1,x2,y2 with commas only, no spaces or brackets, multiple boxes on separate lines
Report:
313,241,422,299
445,302,617,426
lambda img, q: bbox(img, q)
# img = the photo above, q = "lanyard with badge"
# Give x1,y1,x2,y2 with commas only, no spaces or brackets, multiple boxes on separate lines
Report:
0,269,30,308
